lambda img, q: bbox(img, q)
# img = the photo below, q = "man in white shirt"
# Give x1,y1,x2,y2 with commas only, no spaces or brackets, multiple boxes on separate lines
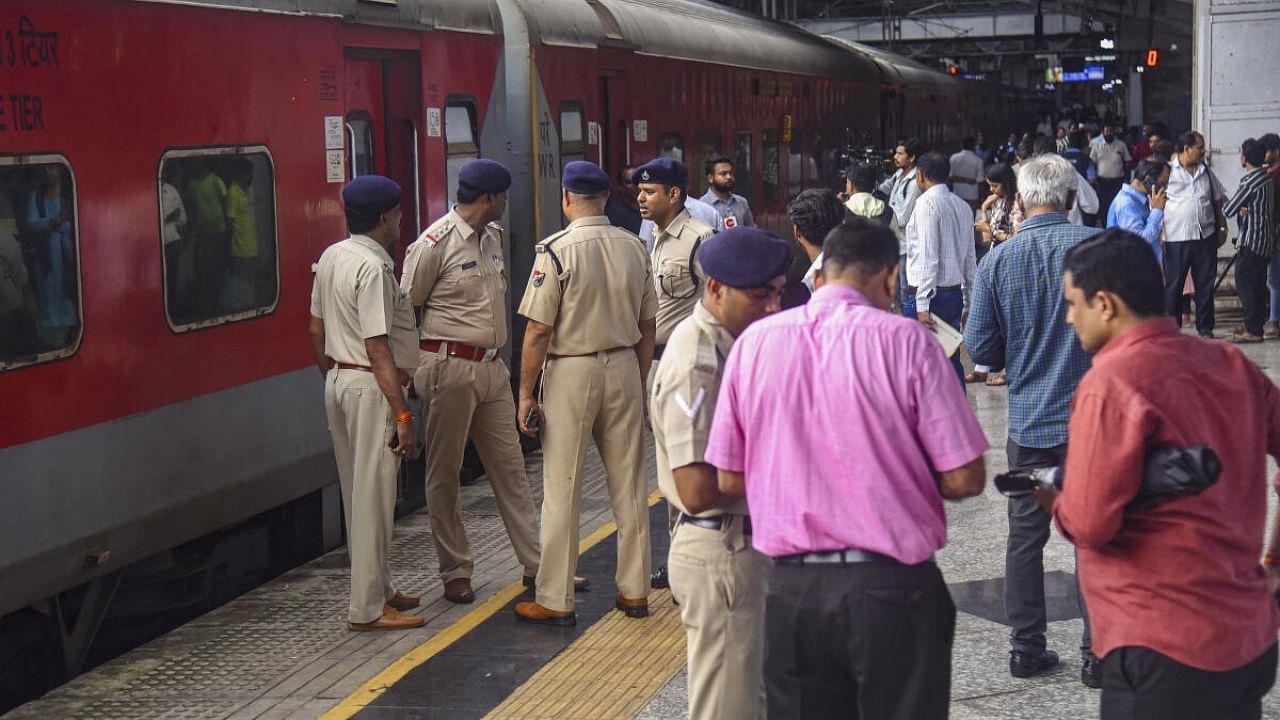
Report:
1162,130,1228,337
1090,124,1132,220
949,137,985,211
904,151,977,384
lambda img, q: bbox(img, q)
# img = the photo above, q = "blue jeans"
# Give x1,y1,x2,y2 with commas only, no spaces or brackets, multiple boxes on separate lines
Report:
903,285,965,386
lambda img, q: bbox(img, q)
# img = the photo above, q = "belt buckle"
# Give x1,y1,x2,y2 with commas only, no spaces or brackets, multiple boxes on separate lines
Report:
482,348,498,362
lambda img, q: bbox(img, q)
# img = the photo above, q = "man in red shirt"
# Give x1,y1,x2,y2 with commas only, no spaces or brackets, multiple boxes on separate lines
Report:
1042,228,1280,719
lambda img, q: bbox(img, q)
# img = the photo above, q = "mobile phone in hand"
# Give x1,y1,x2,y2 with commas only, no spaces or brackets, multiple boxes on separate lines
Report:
525,407,540,431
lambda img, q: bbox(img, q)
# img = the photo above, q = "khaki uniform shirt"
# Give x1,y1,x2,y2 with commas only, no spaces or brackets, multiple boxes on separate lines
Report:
517,216,657,356
401,209,508,348
310,234,418,371
651,209,714,345
650,303,747,517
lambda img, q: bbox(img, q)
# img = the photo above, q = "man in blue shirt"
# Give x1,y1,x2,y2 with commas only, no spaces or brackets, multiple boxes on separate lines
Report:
964,154,1103,688
1107,159,1168,265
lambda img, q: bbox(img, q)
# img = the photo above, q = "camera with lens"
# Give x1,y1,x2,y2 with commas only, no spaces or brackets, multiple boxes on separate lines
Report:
992,444,1223,510
994,466,1063,497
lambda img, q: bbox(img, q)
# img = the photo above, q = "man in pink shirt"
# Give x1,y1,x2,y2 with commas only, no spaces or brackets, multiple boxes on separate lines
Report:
705,220,989,719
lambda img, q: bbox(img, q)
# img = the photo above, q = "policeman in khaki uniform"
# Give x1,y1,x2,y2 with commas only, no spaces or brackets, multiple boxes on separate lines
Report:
401,159,553,604
635,156,716,350
308,176,424,632
513,161,658,625
651,227,790,719
635,156,717,590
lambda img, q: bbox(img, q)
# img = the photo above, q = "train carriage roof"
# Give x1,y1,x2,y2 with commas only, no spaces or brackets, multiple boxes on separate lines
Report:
519,0,887,81
138,0,501,35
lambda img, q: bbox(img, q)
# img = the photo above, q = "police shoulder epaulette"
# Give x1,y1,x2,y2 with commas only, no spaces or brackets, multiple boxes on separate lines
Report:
535,228,571,251
424,219,454,246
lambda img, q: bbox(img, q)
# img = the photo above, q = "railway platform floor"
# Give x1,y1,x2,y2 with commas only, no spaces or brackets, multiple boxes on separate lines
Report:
8,332,1280,720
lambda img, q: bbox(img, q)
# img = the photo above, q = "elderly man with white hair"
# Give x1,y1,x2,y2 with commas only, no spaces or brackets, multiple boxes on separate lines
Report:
963,154,1107,689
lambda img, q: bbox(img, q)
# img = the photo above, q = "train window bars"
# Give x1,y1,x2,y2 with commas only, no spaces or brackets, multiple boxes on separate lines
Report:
762,130,780,207
560,102,586,171
444,97,479,206
157,147,280,333
0,155,82,371
696,132,722,197
733,131,753,206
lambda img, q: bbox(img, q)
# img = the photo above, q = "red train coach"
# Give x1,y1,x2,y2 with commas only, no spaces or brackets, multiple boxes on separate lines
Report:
0,0,503,703
0,0,1036,707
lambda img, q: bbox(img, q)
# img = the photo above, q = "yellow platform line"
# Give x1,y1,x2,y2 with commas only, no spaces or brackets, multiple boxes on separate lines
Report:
484,589,687,719
321,489,667,720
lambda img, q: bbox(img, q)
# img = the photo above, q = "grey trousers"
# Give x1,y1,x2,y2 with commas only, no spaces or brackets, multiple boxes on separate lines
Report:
1004,438,1093,657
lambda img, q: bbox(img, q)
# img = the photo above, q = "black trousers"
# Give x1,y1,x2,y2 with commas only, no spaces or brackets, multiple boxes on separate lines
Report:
1163,236,1218,335
765,560,955,720
1097,177,1124,221
1236,248,1270,336
1004,439,1092,656
1101,643,1278,720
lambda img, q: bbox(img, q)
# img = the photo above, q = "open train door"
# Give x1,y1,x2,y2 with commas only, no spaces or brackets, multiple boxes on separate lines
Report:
598,71,629,184
343,44,424,510
343,50,423,265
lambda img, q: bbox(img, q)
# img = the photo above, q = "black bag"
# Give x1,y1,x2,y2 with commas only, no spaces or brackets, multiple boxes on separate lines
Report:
1129,443,1222,510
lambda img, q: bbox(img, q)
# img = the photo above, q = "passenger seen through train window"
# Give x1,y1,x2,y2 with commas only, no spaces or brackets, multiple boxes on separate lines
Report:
161,152,278,329
0,161,80,367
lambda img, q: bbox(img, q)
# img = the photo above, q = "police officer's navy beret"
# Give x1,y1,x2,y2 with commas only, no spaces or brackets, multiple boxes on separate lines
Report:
459,158,512,194
634,157,688,189
562,161,611,194
700,227,792,288
342,175,402,215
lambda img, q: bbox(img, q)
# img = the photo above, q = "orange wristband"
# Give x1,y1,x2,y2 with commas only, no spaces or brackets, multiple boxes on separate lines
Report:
1263,554,1280,567
395,411,413,425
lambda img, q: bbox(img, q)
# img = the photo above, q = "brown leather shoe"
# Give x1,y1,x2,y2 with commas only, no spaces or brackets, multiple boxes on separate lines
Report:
615,593,649,618
387,591,420,611
522,575,590,591
444,578,475,604
514,601,576,626
347,605,425,632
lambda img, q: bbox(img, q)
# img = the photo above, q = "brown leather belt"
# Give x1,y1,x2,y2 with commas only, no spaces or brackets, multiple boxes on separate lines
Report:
548,346,630,359
421,339,499,362
335,362,372,371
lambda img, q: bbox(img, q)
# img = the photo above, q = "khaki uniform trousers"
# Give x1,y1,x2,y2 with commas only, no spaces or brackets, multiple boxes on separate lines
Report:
536,348,650,612
324,368,402,624
414,351,540,582
669,518,771,720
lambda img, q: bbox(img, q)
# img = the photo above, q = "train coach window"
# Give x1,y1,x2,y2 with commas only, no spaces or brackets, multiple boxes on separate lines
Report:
762,130,780,207
656,133,684,163
560,103,586,170
733,131,753,205
347,114,374,178
811,130,827,190
696,132,722,196
0,156,81,371
159,148,279,332
445,98,479,204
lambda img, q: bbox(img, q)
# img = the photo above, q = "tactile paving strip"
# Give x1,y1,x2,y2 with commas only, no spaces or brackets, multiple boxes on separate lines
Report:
484,590,686,720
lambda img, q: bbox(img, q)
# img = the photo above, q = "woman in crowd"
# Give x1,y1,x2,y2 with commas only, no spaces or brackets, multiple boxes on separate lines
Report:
967,162,1022,386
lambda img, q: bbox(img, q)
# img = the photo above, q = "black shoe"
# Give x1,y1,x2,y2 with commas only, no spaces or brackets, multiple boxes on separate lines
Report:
1010,648,1060,678
650,565,669,589
1081,654,1104,689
